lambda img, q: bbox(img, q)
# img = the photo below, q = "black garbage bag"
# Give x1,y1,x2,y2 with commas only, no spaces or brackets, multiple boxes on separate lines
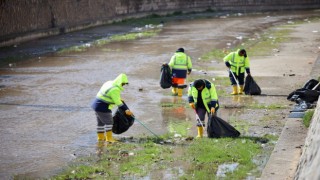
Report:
207,115,240,138
160,64,172,89
287,79,320,103
303,79,320,90
287,89,320,103
244,75,261,95
112,108,135,134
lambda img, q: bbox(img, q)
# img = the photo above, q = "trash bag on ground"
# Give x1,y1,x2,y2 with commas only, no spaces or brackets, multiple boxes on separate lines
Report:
207,115,240,138
112,108,135,134
287,79,320,103
160,64,172,89
303,79,320,90
244,75,261,95
287,88,320,103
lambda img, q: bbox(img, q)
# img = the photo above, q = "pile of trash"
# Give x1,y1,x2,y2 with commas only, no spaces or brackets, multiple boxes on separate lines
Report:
287,79,320,111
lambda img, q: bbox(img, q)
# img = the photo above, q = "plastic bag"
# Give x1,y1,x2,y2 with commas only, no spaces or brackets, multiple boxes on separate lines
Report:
207,115,240,138
160,64,172,89
244,75,261,95
112,108,135,134
287,79,320,103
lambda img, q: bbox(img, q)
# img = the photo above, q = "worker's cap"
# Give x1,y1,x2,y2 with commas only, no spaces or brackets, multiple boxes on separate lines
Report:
176,48,184,53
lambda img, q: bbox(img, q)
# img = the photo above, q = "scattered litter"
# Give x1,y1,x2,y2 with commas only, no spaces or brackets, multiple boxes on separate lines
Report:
236,36,243,40
272,48,280,52
288,112,305,118
216,163,239,177
312,30,318,33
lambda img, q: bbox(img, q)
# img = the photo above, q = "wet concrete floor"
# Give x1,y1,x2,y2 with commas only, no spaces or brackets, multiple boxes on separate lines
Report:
0,10,319,179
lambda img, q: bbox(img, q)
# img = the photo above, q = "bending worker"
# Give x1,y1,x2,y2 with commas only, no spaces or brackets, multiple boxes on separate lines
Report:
188,79,219,138
91,73,133,143
168,47,192,97
223,49,251,95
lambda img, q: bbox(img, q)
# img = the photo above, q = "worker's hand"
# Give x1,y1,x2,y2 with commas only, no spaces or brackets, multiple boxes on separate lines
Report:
210,107,215,114
247,73,251,76
125,110,133,116
189,103,195,109
187,71,191,75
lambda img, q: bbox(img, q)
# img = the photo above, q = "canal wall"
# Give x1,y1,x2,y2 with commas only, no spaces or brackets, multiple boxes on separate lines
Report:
294,55,320,180
1,0,320,47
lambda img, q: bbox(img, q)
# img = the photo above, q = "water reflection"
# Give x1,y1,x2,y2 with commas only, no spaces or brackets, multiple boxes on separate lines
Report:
160,97,193,136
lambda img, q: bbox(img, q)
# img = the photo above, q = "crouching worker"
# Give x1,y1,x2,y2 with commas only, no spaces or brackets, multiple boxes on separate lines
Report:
188,79,219,138
168,48,192,97
91,73,134,143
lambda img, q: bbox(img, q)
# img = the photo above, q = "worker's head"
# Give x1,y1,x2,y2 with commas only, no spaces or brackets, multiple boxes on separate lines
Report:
176,48,185,53
239,49,247,58
194,79,205,90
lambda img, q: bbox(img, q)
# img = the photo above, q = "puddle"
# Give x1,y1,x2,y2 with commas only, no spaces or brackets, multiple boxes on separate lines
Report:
216,163,239,177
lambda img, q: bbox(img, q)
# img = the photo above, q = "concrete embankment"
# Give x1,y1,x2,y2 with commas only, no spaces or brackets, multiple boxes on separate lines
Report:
261,56,320,180
295,57,320,180
294,100,320,180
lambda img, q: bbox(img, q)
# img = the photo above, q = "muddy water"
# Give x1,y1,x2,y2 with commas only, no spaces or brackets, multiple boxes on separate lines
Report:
0,10,319,179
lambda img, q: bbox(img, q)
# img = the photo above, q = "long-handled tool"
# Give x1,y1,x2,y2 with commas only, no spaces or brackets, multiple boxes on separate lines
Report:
229,70,240,94
134,117,160,139
194,110,205,130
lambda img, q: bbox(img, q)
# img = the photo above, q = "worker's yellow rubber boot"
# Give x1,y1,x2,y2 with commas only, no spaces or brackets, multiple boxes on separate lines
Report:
196,127,203,138
106,131,117,143
171,87,178,96
230,85,238,95
177,88,183,97
239,85,244,94
97,132,105,141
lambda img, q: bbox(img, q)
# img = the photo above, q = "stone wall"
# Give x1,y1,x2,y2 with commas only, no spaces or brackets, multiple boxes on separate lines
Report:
294,99,320,180
1,0,320,47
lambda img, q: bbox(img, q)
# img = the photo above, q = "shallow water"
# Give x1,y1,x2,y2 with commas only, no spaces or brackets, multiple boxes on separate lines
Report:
0,10,319,178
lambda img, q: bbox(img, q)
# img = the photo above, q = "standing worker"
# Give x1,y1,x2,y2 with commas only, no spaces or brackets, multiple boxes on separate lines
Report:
91,73,134,143
168,48,192,97
188,79,219,138
223,49,251,95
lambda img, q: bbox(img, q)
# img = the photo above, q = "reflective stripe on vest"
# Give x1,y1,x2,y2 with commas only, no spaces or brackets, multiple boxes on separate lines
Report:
230,52,245,75
172,54,189,70
97,86,116,104
191,87,211,112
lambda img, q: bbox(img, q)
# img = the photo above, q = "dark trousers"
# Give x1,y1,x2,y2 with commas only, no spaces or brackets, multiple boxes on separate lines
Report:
229,71,245,85
195,107,218,127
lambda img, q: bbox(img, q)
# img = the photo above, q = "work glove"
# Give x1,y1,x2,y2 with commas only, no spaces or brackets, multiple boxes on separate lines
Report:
189,103,195,109
210,107,215,114
125,110,133,116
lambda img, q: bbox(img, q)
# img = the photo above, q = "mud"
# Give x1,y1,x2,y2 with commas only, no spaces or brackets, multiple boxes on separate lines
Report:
0,10,320,179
